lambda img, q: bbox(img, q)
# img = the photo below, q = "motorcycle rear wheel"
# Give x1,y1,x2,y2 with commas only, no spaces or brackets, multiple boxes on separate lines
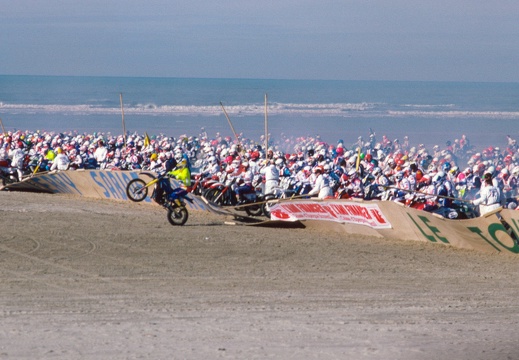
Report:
126,178,148,202
167,206,189,226
245,203,264,217
261,194,278,218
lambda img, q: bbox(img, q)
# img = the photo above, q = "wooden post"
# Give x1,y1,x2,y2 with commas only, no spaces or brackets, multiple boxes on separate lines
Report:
119,93,127,145
264,93,268,158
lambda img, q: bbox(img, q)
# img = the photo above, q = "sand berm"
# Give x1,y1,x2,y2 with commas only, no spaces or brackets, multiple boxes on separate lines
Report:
1,191,518,359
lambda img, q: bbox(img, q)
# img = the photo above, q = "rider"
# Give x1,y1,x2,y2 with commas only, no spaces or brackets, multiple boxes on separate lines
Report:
68,148,84,170
50,147,70,171
433,171,454,208
472,173,501,216
94,140,108,168
307,165,333,199
260,158,280,195
9,141,26,181
169,151,191,187
151,152,187,206
233,161,254,204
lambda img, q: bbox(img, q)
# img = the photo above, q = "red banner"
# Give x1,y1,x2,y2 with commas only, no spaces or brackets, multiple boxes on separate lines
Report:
270,201,392,229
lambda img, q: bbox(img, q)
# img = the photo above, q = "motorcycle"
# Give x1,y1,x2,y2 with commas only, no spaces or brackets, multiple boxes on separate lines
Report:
395,192,478,219
202,175,264,217
0,160,19,186
187,172,220,196
126,171,192,226
262,177,305,218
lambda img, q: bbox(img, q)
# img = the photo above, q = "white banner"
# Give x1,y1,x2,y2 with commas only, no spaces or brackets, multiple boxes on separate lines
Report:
270,201,392,229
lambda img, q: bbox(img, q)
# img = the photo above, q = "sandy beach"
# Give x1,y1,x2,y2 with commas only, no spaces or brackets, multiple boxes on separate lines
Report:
1,191,519,359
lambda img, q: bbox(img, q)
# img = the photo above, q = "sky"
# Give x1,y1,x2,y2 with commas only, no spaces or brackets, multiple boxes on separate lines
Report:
1,0,519,82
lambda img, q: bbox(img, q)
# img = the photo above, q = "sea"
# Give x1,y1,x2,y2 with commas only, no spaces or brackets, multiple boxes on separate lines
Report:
1,75,519,152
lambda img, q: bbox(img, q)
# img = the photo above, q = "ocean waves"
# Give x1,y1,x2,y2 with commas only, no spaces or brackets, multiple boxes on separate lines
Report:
2,102,518,120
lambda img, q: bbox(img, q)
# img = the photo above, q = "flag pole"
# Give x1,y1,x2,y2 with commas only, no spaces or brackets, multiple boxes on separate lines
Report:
119,93,127,146
264,93,268,159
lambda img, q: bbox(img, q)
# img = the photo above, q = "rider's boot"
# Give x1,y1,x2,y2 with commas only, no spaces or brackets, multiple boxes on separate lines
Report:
237,194,246,205
153,194,165,206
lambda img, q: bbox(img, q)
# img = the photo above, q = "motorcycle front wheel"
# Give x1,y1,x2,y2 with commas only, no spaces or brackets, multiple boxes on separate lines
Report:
167,206,189,226
203,188,224,206
126,178,148,202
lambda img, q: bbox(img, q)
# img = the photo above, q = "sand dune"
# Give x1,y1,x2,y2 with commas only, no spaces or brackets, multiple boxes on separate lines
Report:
1,191,518,359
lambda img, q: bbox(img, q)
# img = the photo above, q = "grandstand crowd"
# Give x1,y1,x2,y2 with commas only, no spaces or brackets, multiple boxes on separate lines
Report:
1,129,518,217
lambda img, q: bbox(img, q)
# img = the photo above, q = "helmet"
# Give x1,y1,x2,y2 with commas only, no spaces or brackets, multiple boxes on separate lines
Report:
175,152,183,162
150,153,158,161
275,158,284,167
441,162,451,172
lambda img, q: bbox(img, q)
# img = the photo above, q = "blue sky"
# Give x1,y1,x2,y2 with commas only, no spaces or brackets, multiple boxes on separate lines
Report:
1,0,518,82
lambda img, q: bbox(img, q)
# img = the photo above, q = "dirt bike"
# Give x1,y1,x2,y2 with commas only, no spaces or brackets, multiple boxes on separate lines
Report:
187,172,220,196
126,171,192,226
262,177,307,218
395,192,478,219
0,159,19,186
203,176,264,217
